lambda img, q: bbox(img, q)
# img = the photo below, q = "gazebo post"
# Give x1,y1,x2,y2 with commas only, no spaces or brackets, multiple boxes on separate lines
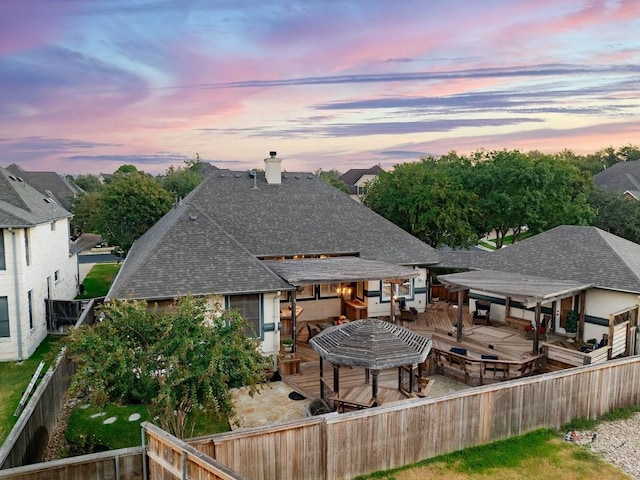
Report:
533,302,541,354
333,364,340,396
291,290,298,353
371,370,379,404
365,368,370,385
456,292,464,342
505,297,511,318
319,357,324,401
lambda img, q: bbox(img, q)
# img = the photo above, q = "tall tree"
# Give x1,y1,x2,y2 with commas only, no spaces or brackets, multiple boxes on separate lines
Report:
162,158,205,199
364,156,479,248
589,189,640,244
96,171,173,255
65,296,268,438
317,168,350,194
70,174,104,193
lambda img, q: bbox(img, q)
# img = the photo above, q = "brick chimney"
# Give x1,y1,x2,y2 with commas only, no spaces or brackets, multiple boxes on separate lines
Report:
264,151,282,185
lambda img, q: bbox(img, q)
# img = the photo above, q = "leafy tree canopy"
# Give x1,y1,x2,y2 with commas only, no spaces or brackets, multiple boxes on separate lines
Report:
65,296,269,438
317,168,350,194
71,174,103,193
95,171,173,255
161,156,205,199
589,189,640,244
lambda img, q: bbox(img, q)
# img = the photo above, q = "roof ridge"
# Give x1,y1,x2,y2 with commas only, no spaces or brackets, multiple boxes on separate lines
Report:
595,227,640,285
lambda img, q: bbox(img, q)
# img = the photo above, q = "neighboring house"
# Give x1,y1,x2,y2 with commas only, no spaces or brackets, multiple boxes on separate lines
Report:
5,164,82,212
339,165,383,203
106,153,437,356
624,190,640,201
439,225,640,342
0,168,78,361
594,159,640,195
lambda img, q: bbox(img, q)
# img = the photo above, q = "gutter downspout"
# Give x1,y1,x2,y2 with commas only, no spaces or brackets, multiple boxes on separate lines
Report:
9,228,23,362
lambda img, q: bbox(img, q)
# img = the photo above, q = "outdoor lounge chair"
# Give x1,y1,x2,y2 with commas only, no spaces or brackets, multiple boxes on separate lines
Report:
472,301,491,325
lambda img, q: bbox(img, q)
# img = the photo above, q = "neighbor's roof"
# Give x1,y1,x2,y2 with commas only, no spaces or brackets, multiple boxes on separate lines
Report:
6,164,81,211
0,168,72,227
452,226,640,294
339,165,384,194
438,270,593,308
594,160,640,194
310,318,432,369
263,257,419,286
108,168,436,301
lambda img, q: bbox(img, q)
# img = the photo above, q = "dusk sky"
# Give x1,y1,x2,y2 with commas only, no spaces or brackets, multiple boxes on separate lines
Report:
1,0,639,176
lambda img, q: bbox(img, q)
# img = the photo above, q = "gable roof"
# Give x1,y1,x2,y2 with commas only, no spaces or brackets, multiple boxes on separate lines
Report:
108,168,437,301
594,160,640,194
479,226,640,294
0,168,72,227
339,165,383,194
6,164,81,211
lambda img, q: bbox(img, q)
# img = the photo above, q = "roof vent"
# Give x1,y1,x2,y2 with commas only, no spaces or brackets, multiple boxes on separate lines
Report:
249,170,258,189
8,175,16,181
264,151,282,185
189,214,198,221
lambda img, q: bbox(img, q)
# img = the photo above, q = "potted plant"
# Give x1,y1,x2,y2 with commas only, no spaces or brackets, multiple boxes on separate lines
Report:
565,310,579,340
282,338,294,357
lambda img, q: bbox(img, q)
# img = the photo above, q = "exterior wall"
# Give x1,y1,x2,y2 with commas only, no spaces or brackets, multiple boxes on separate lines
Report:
0,220,77,362
350,174,379,203
366,267,429,318
262,291,280,357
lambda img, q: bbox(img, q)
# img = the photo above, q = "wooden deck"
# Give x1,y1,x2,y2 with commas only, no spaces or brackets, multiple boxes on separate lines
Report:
283,303,544,401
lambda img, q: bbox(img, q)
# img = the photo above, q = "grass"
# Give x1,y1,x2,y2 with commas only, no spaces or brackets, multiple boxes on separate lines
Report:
64,403,230,455
356,429,630,480
77,263,121,299
0,336,62,444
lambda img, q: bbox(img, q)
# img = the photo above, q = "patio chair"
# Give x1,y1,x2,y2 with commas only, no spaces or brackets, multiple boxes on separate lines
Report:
472,301,491,325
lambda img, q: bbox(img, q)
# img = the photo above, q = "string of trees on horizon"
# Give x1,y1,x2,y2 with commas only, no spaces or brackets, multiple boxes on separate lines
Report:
67,144,640,256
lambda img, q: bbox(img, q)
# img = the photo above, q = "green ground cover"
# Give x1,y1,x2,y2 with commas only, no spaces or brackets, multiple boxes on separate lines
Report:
64,403,230,456
356,428,629,480
0,337,61,444
77,263,121,299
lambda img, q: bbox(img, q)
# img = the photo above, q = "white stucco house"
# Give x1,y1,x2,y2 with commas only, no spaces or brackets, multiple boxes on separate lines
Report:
0,168,79,361
106,153,438,357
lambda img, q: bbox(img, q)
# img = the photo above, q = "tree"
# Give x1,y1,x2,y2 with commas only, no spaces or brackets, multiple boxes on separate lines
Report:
73,174,104,193
65,296,269,438
471,150,594,248
317,168,350,194
589,189,640,243
70,191,102,234
161,158,205,199
364,156,479,248
96,171,173,255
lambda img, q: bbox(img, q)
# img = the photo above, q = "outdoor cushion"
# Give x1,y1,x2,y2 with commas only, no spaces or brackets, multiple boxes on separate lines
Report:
481,354,499,360
450,347,467,356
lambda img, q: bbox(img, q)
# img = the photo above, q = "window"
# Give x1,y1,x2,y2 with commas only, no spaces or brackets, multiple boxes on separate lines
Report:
54,270,60,282
227,294,262,337
0,297,9,338
296,284,316,300
381,280,414,302
319,283,340,298
24,229,30,266
0,230,5,270
28,290,34,330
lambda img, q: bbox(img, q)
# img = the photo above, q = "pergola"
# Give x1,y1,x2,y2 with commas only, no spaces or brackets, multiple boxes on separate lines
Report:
263,257,420,351
310,318,432,406
438,269,593,353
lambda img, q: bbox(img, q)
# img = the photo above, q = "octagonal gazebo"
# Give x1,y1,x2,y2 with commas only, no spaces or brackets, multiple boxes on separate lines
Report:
310,318,432,409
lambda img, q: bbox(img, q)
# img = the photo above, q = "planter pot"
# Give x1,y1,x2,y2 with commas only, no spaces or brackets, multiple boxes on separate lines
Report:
565,332,577,342
283,344,293,358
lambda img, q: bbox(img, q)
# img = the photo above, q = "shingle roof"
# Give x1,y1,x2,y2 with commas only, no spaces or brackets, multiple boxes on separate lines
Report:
477,226,640,294
0,168,72,227
108,168,437,300
594,160,640,193
6,164,81,211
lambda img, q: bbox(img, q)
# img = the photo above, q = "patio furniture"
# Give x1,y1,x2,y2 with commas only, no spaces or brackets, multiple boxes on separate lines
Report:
472,301,491,325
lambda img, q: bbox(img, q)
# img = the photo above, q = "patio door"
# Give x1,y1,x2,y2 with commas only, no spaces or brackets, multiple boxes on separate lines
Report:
560,297,573,330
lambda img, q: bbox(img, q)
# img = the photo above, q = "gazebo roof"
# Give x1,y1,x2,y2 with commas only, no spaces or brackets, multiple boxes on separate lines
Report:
310,318,432,369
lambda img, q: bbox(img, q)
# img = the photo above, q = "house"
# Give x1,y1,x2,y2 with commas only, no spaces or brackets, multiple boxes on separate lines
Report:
594,159,640,196
5,164,82,212
106,153,438,356
438,225,640,345
339,165,383,203
0,168,79,361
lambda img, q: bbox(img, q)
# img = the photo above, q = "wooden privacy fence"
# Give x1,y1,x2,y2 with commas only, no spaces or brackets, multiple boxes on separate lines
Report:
4,356,640,479
190,356,640,480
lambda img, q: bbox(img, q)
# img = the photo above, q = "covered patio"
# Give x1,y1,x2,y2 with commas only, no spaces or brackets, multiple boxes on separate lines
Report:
437,269,593,354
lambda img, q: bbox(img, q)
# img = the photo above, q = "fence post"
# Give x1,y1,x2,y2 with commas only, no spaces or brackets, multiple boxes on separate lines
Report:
141,424,148,480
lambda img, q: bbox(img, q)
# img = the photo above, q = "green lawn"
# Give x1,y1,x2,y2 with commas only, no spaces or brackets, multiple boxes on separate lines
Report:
77,263,121,299
356,429,629,480
0,336,62,444
64,403,230,456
